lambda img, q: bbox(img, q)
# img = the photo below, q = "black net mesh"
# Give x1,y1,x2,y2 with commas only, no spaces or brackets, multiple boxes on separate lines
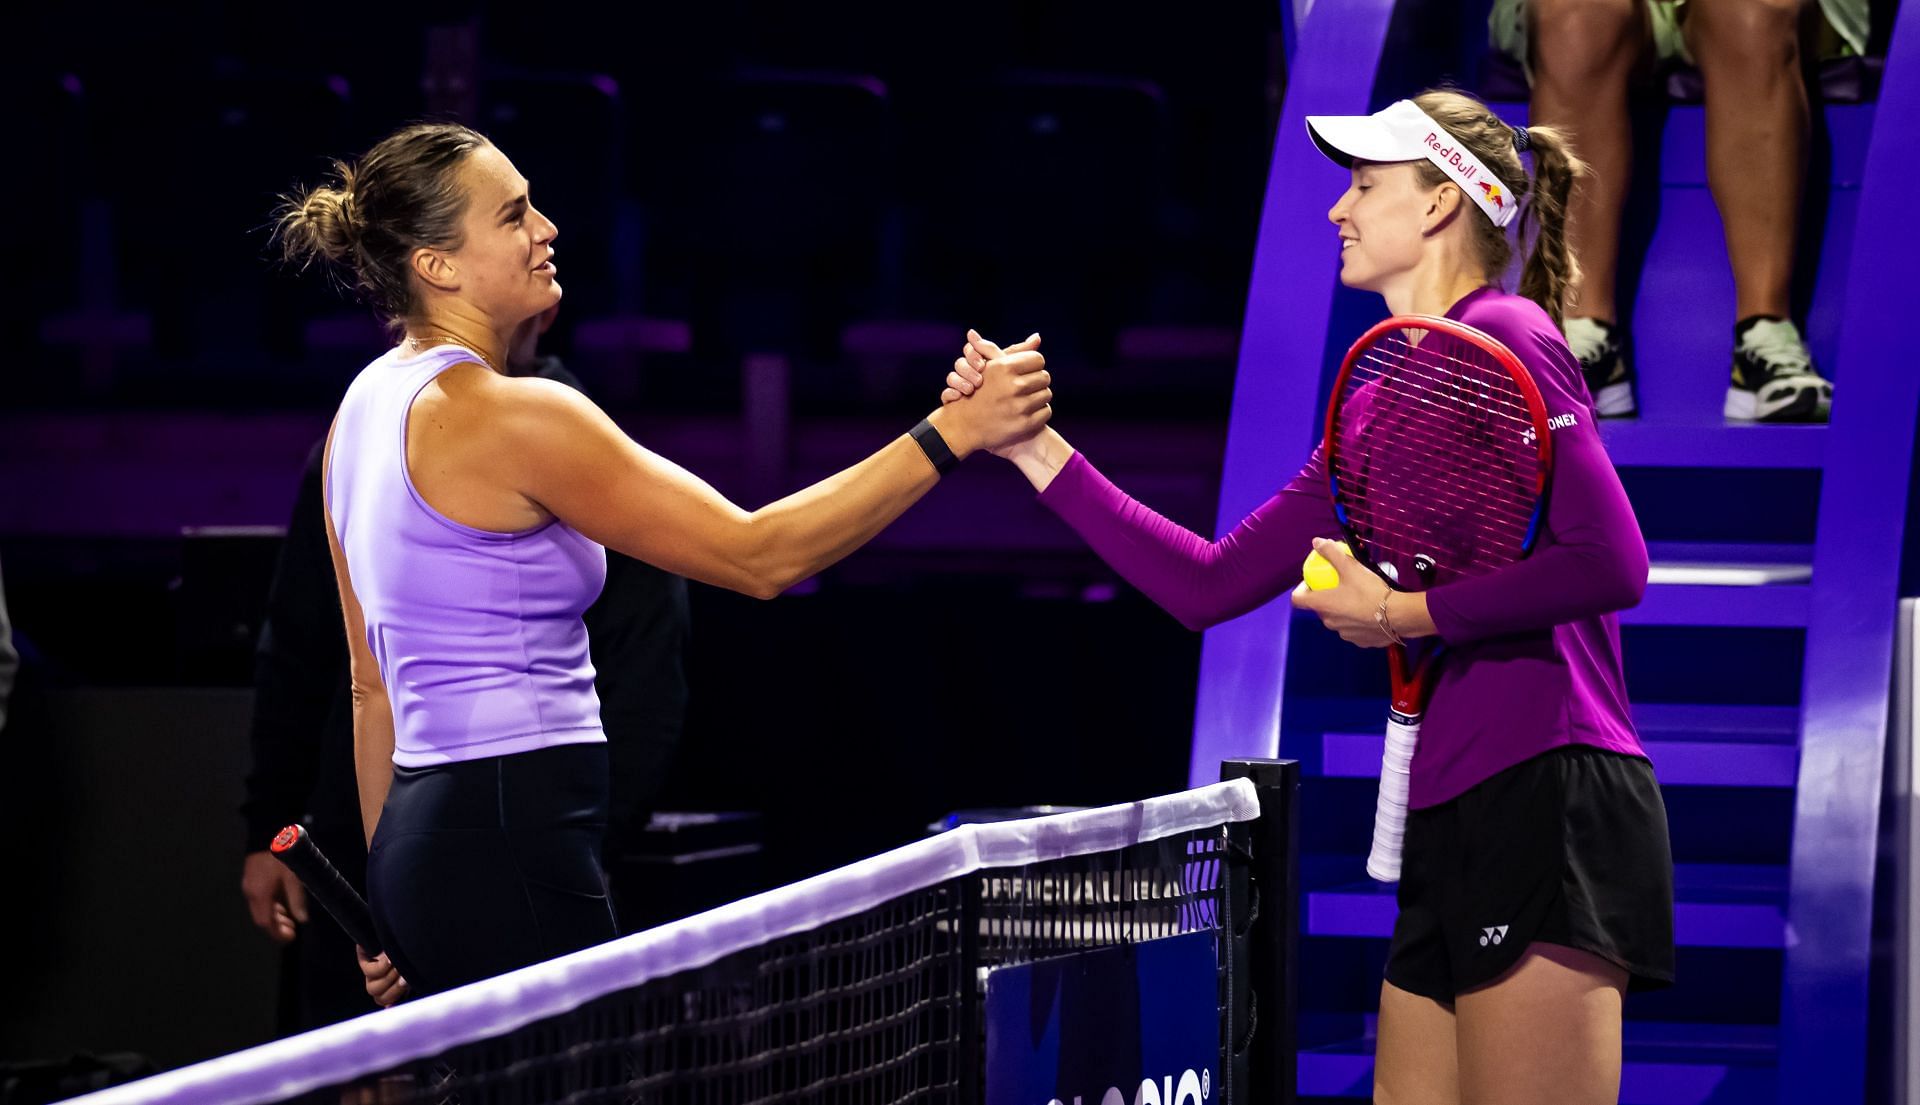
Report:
290,825,1238,1105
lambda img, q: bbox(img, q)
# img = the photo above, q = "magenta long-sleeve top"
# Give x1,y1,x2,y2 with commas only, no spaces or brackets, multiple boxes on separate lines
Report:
1039,287,1650,807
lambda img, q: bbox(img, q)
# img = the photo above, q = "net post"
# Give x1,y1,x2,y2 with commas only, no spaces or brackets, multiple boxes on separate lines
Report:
957,873,983,1103
1221,757,1300,1105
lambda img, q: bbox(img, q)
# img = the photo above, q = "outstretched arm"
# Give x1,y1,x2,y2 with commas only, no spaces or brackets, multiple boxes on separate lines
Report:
1032,443,1338,631
500,349,1051,599
944,332,1335,631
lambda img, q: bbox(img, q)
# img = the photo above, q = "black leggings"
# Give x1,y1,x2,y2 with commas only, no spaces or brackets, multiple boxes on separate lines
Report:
366,742,619,996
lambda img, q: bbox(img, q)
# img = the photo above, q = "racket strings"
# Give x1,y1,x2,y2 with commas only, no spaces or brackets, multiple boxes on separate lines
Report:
1330,458,1538,541
1339,374,1542,510
1329,431,1540,522
1332,479,1537,579
1356,338,1542,417
1346,336,1543,463
1353,349,1540,467
1331,333,1546,584
1330,406,1541,505
1332,478,1538,541
1354,345,1536,409
1334,485,1538,577
1351,363,1534,428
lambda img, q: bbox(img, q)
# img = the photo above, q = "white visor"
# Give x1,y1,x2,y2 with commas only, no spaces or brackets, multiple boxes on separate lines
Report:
1305,100,1519,228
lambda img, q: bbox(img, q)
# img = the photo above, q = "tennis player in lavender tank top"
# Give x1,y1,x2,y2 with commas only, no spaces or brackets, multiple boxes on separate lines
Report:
945,90,1675,1105
273,123,1056,1003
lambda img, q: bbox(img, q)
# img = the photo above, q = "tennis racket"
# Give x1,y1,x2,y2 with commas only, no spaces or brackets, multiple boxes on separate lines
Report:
1320,315,1554,882
269,823,383,956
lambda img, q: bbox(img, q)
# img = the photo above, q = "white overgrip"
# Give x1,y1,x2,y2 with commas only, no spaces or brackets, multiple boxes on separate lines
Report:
1366,714,1421,882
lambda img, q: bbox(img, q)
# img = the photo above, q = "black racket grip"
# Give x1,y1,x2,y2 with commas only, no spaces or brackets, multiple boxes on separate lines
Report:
269,824,383,957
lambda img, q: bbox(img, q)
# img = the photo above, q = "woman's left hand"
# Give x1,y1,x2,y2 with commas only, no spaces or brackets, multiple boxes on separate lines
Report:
1291,537,1397,648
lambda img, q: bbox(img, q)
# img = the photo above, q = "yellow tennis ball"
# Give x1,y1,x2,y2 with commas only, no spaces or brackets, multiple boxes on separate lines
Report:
1302,542,1350,591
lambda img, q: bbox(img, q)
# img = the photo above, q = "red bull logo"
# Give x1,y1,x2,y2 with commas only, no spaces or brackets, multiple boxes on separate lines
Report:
1422,131,1480,183
1479,180,1505,209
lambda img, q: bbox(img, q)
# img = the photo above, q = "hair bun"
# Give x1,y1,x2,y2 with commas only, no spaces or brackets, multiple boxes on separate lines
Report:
296,180,360,265
272,122,489,326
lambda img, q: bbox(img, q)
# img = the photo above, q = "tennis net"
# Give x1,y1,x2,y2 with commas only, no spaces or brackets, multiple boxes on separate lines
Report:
69,760,1296,1105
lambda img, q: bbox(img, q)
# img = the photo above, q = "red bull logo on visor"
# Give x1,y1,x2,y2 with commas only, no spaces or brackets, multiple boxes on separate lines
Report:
1421,131,1481,184
1479,181,1505,209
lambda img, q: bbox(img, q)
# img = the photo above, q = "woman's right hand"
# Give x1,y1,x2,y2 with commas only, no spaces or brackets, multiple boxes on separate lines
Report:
357,945,411,1008
941,331,1048,459
929,330,1051,457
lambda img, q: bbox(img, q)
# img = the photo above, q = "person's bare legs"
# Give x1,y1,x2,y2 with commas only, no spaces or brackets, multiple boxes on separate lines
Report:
1688,0,1809,322
1689,0,1831,419
1374,981,1460,1105
1689,0,1820,418
1454,943,1629,1105
1529,0,1649,323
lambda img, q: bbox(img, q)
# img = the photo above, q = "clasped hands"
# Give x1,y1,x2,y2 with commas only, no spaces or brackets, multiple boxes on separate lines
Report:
938,330,1053,461
944,341,1427,648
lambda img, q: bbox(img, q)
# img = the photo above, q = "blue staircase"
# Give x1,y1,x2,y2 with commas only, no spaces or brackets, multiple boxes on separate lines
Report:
1195,3,1920,1102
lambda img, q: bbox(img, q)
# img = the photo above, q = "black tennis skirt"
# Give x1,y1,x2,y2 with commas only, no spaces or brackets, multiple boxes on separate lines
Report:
1385,743,1676,1002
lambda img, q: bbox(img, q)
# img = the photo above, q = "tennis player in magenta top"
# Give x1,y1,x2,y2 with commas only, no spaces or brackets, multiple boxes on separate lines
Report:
946,90,1675,1105
274,123,1053,1005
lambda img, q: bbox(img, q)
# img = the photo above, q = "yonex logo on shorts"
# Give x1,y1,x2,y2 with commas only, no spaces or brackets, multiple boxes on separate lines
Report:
1478,924,1510,947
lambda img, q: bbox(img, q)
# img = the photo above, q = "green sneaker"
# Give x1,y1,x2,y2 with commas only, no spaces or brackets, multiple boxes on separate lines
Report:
1725,317,1832,423
1565,316,1635,417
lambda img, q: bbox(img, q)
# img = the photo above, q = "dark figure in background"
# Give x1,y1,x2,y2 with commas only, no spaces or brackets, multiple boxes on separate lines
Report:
238,306,690,1031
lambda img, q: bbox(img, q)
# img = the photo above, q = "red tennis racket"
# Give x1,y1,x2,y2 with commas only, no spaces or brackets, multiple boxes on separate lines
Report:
1322,315,1554,882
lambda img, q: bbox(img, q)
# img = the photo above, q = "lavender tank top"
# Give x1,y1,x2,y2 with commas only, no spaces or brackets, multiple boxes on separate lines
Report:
326,343,607,767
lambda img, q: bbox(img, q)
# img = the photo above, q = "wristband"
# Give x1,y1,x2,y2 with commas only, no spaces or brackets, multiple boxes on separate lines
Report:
910,418,959,476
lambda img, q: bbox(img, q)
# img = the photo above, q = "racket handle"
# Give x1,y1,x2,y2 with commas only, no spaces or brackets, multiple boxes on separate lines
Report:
1366,715,1420,882
269,824,383,957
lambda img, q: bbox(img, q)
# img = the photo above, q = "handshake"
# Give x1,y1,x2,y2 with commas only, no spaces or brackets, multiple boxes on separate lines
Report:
932,329,1056,464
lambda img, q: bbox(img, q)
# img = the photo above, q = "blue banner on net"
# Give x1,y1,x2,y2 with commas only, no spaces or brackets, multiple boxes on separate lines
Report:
985,930,1220,1105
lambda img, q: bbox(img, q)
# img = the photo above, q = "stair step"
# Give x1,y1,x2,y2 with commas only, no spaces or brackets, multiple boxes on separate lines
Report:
1646,564,1812,586
1599,419,1824,469
1321,730,1796,787
1305,864,1786,948
1624,583,1809,627
1620,543,1815,627
1306,701,1798,788
1645,542,1814,587
1300,1022,1777,1103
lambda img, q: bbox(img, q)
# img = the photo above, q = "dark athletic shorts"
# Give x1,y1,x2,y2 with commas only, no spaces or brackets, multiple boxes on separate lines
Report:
367,742,619,996
1384,744,1676,1002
